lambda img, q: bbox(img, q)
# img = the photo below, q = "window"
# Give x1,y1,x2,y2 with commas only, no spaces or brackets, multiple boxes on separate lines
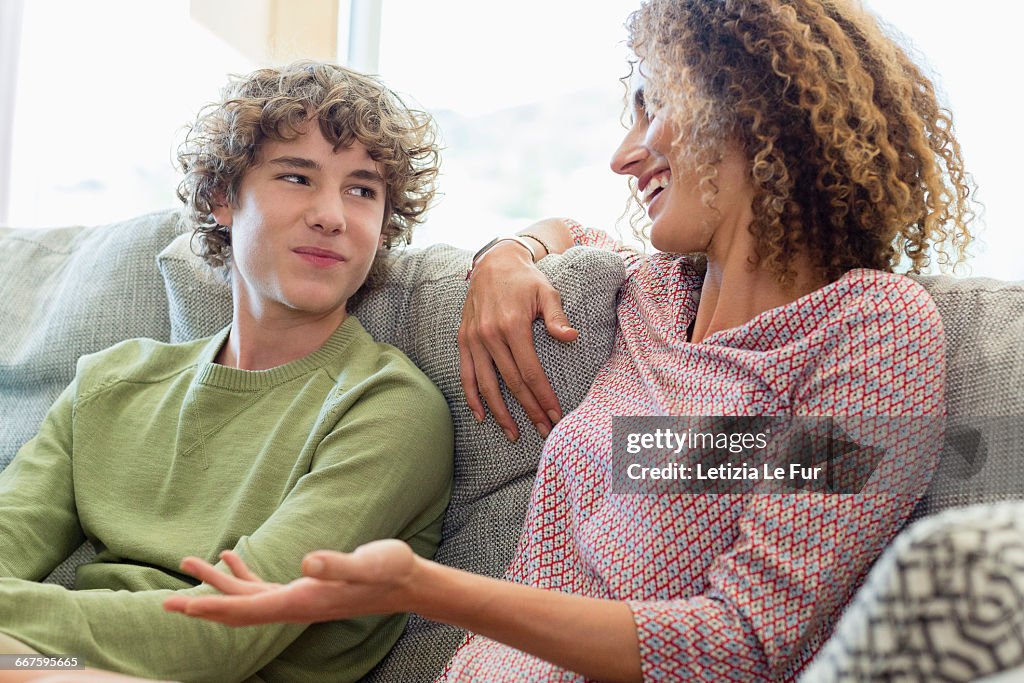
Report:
6,0,257,229
860,0,1023,279
3,1,1019,279
375,0,640,250
376,0,1021,278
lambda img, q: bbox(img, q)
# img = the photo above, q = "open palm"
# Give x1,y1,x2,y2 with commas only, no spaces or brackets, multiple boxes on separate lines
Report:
163,539,417,626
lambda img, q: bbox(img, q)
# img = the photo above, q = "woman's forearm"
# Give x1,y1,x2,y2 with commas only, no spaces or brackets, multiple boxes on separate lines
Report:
407,556,642,683
477,218,575,267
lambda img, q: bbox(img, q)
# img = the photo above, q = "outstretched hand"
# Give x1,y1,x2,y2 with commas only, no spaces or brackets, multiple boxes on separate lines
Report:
458,243,578,441
163,540,417,626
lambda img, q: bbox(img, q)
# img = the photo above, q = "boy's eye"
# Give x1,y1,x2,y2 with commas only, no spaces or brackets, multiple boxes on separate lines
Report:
279,174,309,185
348,186,377,199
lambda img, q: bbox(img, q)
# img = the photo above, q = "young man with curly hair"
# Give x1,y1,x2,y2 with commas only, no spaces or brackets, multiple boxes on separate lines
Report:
0,61,452,683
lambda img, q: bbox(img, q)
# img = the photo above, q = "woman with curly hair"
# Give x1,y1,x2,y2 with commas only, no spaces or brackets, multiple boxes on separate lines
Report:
165,1,974,680
0,61,452,682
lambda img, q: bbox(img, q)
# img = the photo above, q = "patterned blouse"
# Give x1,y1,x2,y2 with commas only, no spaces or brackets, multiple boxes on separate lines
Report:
442,222,945,681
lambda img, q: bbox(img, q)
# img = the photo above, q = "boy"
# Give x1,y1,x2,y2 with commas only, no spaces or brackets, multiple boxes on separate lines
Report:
0,61,453,682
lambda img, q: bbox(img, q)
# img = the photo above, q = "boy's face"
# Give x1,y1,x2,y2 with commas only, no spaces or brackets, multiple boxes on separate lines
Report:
213,124,387,326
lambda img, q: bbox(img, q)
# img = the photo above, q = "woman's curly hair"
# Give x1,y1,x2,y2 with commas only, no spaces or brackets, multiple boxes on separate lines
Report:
177,61,440,272
627,0,975,283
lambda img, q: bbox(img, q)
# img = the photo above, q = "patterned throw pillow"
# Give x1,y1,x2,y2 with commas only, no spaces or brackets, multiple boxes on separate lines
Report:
800,500,1024,681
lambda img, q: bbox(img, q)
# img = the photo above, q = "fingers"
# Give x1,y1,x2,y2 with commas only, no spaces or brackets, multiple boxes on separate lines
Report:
178,556,261,596
484,334,552,439
540,289,579,343
219,550,260,582
457,306,486,424
165,590,295,626
460,296,520,439
301,550,352,580
505,332,561,431
303,540,415,586
468,337,519,441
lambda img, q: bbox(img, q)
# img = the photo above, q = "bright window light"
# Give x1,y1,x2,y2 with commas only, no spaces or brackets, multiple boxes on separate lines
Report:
4,1,1019,280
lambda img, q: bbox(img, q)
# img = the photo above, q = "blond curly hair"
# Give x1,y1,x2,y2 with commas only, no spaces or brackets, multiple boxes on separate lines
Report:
177,61,440,271
627,0,975,283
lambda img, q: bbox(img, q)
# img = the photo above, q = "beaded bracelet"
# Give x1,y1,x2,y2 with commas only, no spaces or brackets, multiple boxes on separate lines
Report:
520,232,552,258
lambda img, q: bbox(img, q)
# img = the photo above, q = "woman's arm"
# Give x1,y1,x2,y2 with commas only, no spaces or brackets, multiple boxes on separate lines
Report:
164,541,643,683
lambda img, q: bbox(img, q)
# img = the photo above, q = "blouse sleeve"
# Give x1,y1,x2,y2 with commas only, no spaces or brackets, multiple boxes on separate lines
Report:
562,218,645,276
628,275,946,679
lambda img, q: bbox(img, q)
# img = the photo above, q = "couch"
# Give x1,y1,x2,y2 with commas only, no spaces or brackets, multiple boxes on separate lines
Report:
1,209,1022,682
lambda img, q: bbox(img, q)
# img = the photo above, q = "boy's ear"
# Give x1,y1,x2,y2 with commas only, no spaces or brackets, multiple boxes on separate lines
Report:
211,192,232,227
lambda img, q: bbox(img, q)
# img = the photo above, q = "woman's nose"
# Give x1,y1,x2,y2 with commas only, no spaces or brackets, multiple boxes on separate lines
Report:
610,123,648,177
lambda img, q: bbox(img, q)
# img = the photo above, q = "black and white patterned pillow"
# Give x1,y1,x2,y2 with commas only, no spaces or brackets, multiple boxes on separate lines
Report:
800,500,1024,682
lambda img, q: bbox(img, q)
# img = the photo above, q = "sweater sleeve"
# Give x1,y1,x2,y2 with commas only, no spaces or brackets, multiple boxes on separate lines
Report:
627,276,946,680
0,380,86,579
563,218,645,275
0,371,454,682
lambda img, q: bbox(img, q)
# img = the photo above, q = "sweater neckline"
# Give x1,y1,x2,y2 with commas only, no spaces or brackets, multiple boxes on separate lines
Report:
194,316,360,391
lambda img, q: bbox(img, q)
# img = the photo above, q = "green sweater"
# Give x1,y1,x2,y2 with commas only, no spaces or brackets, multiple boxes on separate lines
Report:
0,316,453,682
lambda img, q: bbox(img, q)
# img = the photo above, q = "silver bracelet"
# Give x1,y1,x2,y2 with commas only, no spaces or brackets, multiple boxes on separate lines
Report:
465,236,536,279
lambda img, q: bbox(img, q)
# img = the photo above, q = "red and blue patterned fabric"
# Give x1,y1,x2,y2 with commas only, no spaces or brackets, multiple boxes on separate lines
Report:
442,222,945,681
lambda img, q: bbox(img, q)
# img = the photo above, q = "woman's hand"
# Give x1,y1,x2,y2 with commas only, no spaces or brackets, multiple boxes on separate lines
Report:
163,540,418,626
459,238,578,441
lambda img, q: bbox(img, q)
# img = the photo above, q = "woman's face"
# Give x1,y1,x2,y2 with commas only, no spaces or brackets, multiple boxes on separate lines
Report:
610,80,754,258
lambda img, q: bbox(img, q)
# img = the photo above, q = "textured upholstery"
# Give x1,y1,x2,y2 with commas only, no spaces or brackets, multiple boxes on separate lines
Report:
0,211,184,470
911,275,1024,519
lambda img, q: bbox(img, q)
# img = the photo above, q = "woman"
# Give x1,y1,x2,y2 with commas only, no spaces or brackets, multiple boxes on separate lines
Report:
164,1,974,680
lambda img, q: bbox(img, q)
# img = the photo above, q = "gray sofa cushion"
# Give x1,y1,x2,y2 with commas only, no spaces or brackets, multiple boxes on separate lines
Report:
157,232,625,681
799,500,1024,682
912,276,1024,518
0,210,184,470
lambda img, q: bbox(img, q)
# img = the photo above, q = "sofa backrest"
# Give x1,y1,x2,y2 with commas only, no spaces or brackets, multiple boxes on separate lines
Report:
0,211,185,470
910,275,1024,519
